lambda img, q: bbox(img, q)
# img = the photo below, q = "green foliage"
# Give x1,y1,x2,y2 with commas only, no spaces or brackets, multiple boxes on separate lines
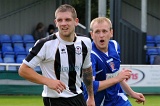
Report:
71,0,81,4
71,0,98,25
71,0,111,25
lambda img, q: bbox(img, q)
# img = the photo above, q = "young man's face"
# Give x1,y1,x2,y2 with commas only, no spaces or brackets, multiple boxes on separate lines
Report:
90,21,113,52
55,11,79,38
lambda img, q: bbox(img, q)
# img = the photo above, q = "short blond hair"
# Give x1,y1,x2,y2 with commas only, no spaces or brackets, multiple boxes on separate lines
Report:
55,4,77,19
90,17,112,31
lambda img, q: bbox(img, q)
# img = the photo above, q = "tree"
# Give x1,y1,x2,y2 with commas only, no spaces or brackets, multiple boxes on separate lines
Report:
71,0,98,25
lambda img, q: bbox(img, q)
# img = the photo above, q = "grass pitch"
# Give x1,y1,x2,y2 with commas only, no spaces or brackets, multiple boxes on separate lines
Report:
0,95,159,106
128,95,160,106
0,95,43,106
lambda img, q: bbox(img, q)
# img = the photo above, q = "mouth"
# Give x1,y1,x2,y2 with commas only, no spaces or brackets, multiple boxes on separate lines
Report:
100,40,104,43
62,27,68,31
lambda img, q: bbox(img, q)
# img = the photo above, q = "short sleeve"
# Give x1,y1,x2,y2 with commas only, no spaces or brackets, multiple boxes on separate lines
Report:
82,38,92,69
23,40,45,69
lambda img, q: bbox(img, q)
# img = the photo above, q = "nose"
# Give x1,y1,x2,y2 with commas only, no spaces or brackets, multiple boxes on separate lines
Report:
99,32,104,37
60,20,67,26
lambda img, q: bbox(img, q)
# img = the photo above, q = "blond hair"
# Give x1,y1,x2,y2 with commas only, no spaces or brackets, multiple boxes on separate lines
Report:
90,17,112,31
55,4,77,19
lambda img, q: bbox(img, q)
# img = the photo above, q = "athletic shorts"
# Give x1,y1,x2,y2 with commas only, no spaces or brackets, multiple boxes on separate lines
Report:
104,99,132,106
43,93,87,106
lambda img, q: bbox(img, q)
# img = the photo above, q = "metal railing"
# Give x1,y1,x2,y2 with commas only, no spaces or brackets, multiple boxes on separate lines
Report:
0,63,21,71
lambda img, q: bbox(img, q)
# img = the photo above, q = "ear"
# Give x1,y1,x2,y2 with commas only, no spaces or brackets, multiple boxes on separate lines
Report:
90,31,94,39
75,18,79,26
54,19,58,27
110,29,113,38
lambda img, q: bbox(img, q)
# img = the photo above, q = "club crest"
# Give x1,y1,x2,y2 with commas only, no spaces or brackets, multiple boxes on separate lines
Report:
75,46,81,55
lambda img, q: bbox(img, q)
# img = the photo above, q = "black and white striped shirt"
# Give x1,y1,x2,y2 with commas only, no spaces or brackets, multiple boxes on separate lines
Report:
23,32,92,98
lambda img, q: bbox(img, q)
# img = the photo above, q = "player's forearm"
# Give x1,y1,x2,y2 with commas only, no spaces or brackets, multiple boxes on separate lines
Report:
18,63,48,85
120,80,134,96
98,76,120,91
83,66,94,97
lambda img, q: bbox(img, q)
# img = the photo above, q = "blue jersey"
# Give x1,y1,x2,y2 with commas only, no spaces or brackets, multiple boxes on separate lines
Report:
83,40,131,106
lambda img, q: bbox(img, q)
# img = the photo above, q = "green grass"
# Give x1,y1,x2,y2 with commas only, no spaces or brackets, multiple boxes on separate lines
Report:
128,95,160,106
0,95,159,106
0,95,43,106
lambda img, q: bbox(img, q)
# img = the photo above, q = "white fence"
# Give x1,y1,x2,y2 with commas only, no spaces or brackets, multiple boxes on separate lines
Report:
0,63,21,71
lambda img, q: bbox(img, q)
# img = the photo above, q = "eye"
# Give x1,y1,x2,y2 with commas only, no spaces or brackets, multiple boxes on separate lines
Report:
57,19,62,22
66,18,71,22
95,30,100,34
102,30,107,33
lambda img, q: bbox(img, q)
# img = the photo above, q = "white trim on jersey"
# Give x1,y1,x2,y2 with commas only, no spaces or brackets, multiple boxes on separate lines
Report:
110,40,118,54
91,50,103,62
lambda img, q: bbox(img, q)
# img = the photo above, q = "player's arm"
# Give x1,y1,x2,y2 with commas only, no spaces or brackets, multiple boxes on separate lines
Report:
83,66,95,106
98,77,122,91
96,69,131,91
19,63,49,84
18,63,66,93
120,81,145,104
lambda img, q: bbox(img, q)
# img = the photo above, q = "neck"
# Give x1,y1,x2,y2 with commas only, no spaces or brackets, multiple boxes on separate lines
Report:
59,33,75,42
95,44,108,53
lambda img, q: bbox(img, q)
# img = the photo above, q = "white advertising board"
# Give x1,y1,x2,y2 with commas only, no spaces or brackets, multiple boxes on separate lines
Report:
120,65,160,87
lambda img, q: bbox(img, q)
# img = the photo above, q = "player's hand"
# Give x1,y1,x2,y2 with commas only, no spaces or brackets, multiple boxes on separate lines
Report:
117,69,131,82
45,79,66,93
131,92,145,105
87,97,95,106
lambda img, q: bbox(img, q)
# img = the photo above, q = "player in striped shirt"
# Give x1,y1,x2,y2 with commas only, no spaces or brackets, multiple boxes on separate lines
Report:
18,4,95,106
83,17,145,106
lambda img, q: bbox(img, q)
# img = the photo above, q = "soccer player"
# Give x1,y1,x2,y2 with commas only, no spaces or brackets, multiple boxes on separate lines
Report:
83,17,145,106
18,4,95,106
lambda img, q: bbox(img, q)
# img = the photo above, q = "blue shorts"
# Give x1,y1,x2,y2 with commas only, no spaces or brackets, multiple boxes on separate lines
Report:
103,98,132,106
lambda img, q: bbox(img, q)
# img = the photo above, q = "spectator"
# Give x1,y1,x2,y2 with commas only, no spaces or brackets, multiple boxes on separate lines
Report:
33,22,46,41
153,55,160,64
47,24,56,36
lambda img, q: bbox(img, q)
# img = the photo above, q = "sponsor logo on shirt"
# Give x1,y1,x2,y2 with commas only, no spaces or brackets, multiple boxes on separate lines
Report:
106,70,120,79
59,65,81,72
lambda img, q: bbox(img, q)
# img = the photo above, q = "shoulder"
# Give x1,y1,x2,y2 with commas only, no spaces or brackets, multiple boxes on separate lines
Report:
76,33,88,37
34,34,57,47
109,40,120,54
77,36,91,45
109,40,119,48
109,40,118,45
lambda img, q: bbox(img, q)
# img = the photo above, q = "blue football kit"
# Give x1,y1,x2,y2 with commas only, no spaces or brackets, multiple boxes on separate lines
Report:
83,40,132,106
